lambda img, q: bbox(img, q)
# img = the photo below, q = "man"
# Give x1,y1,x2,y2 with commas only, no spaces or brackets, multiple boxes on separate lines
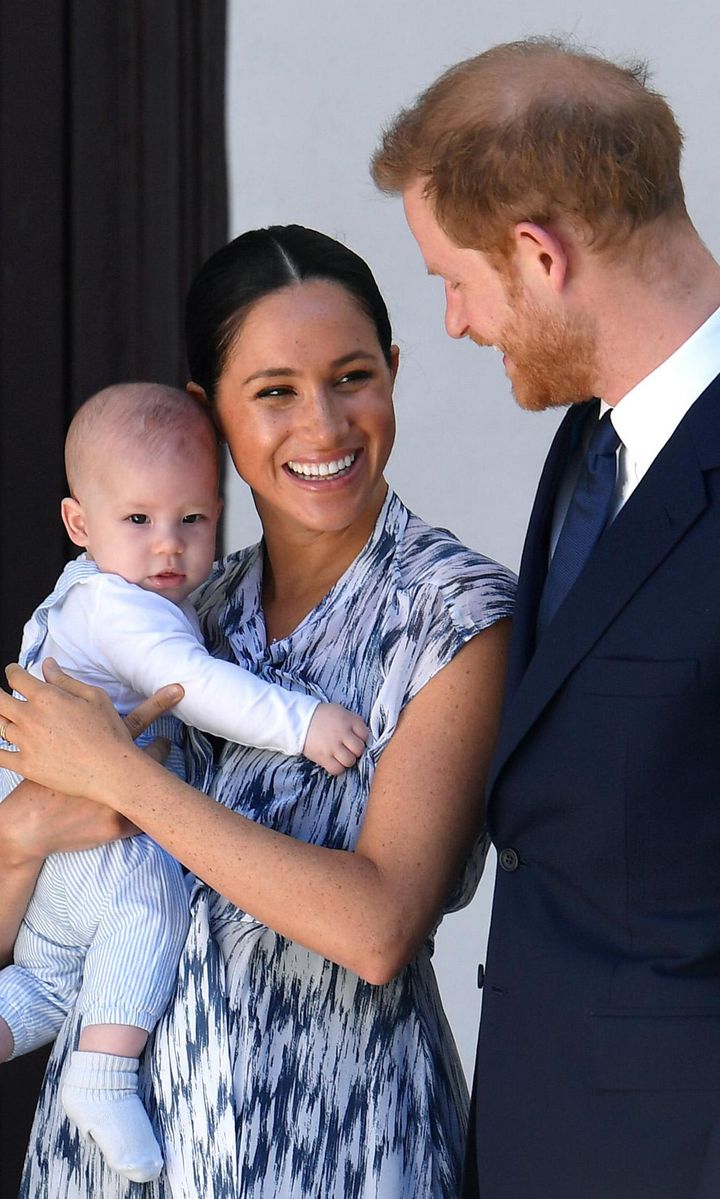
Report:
372,37,720,1198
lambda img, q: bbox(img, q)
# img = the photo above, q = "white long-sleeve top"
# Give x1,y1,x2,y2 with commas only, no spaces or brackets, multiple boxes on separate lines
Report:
20,556,319,757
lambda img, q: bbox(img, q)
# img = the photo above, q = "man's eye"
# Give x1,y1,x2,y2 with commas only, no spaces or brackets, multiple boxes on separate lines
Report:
128,514,149,525
183,514,204,524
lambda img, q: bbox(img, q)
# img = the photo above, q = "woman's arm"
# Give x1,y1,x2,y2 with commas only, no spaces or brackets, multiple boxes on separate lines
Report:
0,628,508,984
0,683,182,966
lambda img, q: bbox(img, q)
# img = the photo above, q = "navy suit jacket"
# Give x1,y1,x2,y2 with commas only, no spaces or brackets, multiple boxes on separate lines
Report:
464,377,720,1198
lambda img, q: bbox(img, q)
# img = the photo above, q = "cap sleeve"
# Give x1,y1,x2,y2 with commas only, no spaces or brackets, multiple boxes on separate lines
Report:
368,551,515,758
402,558,516,708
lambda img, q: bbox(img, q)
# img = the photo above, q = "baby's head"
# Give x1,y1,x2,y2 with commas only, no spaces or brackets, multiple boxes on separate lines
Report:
62,382,222,604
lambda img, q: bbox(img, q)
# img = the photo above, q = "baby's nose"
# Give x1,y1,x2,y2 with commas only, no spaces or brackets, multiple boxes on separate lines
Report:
155,527,184,554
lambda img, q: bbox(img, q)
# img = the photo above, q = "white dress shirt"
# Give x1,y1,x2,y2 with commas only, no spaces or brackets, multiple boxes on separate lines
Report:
550,305,720,557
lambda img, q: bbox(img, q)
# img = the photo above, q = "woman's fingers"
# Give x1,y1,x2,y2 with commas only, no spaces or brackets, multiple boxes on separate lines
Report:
138,737,171,765
0,673,32,723
3,660,183,742
123,686,184,741
40,659,183,740
40,657,108,700
0,659,182,797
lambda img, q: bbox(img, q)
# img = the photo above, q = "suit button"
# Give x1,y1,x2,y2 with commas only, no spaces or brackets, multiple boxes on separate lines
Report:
477,964,485,989
499,848,520,872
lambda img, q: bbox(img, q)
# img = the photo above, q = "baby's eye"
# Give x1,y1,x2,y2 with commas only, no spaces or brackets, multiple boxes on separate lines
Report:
182,513,204,524
128,514,149,525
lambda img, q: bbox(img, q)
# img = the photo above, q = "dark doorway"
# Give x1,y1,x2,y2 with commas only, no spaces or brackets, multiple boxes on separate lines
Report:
0,3,227,1191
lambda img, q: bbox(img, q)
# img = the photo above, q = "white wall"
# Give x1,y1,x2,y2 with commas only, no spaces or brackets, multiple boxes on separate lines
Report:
224,0,720,1080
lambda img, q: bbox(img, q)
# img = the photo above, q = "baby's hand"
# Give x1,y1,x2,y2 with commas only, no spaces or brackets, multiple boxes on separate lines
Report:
302,703,369,776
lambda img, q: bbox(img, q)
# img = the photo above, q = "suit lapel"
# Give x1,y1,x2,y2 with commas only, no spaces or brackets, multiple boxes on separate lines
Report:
504,401,592,701
489,380,720,794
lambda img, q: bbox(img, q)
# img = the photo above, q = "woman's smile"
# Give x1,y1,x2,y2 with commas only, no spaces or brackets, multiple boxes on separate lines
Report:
285,449,359,483
213,279,397,537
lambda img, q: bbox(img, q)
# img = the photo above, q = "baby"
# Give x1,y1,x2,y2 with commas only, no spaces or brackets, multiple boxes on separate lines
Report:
0,383,368,1183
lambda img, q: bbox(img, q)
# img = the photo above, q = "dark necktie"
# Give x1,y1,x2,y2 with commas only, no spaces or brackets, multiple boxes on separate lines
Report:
537,410,621,635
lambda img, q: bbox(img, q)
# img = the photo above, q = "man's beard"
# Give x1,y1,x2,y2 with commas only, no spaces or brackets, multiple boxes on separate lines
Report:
489,292,600,413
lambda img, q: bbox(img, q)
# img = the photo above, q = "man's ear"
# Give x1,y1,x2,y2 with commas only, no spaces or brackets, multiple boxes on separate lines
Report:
61,497,90,548
512,221,569,293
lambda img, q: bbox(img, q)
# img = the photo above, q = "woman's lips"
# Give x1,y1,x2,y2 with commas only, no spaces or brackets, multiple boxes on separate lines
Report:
283,449,362,486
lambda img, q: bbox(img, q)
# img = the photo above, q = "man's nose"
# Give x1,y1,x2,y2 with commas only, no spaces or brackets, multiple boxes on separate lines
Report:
444,282,469,339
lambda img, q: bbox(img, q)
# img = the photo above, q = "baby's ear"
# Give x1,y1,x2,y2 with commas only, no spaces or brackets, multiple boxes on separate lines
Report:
61,497,90,548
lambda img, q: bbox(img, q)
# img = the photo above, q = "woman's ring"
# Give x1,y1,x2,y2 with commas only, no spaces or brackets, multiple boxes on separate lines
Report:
0,721,9,743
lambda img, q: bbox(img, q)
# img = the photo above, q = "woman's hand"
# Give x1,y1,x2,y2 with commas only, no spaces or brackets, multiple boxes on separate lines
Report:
0,778,140,965
0,660,183,803
0,781,136,869
0,664,185,965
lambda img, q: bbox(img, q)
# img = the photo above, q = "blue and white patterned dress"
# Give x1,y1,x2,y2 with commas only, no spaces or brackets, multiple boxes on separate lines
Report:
19,490,515,1199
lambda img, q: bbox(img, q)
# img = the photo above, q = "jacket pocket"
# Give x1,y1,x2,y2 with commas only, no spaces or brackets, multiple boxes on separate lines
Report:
587,1011,720,1091
577,656,698,697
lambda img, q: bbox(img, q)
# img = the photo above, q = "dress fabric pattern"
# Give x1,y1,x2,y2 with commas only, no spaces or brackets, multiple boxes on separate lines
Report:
19,491,515,1199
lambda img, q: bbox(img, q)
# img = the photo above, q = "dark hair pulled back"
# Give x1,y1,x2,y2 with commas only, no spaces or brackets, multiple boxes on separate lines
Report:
186,225,393,401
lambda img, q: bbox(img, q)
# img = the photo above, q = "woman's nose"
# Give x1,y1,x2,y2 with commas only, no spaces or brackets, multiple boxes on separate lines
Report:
444,282,469,340
302,389,350,440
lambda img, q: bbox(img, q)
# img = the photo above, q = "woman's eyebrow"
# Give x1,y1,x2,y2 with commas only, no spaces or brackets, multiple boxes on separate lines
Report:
242,366,296,385
243,351,377,386
330,351,377,368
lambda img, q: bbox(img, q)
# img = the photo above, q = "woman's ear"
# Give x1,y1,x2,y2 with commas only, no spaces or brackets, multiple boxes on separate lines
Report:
389,344,400,383
61,497,90,548
187,380,225,442
186,380,208,406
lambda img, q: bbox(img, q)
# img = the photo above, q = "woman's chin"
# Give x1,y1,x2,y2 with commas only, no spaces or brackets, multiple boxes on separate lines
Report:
269,463,387,537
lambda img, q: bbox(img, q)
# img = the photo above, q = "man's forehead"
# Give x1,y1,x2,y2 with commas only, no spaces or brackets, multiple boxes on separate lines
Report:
402,182,453,261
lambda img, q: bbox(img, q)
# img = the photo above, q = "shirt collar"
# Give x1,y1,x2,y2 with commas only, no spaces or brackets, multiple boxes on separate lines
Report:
601,305,720,475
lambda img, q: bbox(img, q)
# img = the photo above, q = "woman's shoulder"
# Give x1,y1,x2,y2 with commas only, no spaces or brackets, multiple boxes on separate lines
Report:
393,499,517,609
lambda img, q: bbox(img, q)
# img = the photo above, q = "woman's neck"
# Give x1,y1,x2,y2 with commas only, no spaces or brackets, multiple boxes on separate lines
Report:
259,488,387,642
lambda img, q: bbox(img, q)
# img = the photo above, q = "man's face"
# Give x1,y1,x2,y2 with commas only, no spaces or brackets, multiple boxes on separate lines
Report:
402,180,598,411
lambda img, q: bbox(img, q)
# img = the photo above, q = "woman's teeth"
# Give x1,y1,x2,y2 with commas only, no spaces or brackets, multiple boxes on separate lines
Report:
287,453,356,479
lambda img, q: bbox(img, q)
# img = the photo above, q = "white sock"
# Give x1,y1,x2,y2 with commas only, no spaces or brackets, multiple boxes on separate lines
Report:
61,1050,163,1183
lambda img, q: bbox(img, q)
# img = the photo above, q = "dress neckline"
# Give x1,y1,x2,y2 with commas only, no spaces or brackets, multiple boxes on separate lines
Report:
239,488,405,651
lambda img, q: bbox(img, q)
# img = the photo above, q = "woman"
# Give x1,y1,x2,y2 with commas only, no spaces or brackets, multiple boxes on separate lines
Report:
0,226,514,1198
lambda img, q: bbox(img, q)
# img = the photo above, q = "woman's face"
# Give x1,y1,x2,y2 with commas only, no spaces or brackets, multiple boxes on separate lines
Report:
213,280,398,538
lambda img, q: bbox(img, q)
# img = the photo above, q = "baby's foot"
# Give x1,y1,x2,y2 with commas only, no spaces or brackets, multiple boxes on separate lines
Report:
61,1050,163,1183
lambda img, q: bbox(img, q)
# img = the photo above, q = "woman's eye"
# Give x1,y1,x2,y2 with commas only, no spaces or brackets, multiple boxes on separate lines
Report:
183,513,204,524
128,514,149,525
337,370,371,387
256,385,294,399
